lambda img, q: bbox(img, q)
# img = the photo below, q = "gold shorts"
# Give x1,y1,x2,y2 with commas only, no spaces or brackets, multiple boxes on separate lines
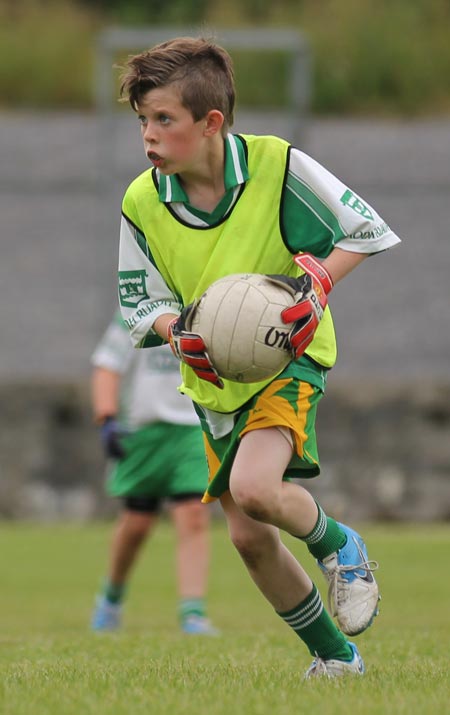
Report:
200,377,323,502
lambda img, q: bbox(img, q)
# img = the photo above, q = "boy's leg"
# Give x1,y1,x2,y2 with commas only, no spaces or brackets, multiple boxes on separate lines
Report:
220,491,363,677
91,499,158,631
170,495,218,635
229,428,378,636
229,427,321,535
304,513,379,636
107,506,157,585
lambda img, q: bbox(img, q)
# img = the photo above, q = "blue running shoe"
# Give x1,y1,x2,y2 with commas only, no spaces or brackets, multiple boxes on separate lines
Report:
91,596,122,631
305,642,365,679
318,523,380,636
181,615,220,636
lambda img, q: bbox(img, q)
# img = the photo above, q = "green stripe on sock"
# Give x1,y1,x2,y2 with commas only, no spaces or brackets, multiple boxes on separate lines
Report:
277,585,352,661
301,504,347,561
179,598,206,620
302,504,328,545
103,581,126,605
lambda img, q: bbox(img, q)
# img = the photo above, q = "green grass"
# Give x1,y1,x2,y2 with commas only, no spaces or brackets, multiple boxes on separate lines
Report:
1,521,449,714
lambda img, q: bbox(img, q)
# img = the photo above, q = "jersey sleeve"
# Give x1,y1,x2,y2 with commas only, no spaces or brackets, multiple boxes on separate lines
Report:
91,311,134,374
282,147,401,257
118,214,182,347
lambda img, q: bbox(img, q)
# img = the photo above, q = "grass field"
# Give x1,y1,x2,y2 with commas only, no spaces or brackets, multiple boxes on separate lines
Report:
1,520,449,714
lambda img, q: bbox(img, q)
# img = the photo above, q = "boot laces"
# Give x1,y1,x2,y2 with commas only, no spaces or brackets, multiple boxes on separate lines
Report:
327,559,379,614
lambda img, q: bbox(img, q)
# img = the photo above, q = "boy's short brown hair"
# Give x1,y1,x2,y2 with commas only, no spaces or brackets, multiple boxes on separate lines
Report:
119,37,235,133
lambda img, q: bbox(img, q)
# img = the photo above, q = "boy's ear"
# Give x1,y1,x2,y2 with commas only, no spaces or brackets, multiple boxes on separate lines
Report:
204,110,224,136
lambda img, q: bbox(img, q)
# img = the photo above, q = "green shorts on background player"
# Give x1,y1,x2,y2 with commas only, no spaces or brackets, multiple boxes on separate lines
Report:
91,311,218,636
115,37,401,676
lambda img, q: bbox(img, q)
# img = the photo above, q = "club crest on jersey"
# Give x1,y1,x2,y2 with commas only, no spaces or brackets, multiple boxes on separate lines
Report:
340,190,374,221
119,269,149,307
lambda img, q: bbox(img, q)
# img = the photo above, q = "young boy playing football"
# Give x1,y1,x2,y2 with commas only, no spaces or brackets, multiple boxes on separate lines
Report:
116,36,400,677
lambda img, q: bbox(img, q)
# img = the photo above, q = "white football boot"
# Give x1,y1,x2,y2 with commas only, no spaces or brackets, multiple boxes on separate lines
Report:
318,523,380,636
305,642,365,679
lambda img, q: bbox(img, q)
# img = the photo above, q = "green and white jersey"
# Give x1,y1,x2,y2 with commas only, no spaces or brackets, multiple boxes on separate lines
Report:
118,133,400,415
91,312,199,429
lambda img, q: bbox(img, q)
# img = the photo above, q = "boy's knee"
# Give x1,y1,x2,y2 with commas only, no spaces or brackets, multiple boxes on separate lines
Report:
184,501,208,531
123,512,152,540
173,499,209,536
231,486,276,523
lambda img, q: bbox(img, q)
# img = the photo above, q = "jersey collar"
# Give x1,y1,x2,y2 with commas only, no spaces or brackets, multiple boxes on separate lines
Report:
156,134,249,203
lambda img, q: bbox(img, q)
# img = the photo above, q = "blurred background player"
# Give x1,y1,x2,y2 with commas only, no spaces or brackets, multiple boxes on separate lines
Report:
90,310,218,635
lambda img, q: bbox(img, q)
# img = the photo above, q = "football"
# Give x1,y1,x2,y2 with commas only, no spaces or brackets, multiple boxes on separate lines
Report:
189,273,295,383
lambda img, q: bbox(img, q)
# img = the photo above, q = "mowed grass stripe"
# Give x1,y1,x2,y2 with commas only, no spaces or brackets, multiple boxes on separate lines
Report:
1,521,449,715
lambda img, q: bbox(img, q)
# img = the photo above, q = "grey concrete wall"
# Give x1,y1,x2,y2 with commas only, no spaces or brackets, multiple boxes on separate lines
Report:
2,380,448,522
1,111,449,520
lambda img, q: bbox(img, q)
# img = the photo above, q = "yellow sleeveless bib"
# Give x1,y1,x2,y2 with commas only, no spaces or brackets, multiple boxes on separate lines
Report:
123,135,336,412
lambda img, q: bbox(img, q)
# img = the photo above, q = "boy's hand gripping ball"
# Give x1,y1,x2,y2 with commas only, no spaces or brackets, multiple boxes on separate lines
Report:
183,274,295,384
267,253,333,358
169,255,331,386
168,306,224,389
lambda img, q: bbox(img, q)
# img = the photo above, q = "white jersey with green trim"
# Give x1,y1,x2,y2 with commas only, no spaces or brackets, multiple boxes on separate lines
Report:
118,134,400,356
91,314,199,429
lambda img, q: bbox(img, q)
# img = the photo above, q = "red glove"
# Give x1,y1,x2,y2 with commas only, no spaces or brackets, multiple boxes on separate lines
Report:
267,253,333,359
167,304,224,389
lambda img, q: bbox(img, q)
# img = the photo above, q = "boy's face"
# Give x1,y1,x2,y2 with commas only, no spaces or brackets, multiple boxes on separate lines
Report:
136,85,209,176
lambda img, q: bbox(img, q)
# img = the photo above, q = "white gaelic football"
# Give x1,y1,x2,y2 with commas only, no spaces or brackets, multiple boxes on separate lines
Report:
189,274,295,383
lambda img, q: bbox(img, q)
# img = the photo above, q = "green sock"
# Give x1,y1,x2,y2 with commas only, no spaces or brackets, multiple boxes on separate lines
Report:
300,503,347,561
103,581,126,605
277,585,353,661
179,598,206,623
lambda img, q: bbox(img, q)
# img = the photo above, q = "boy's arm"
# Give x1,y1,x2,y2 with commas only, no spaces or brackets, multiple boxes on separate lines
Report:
153,314,179,341
91,367,121,424
118,215,222,387
284,148,401,259
118,214,182,347
321,246,368,284
271,248,368,359
91,366,127,459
